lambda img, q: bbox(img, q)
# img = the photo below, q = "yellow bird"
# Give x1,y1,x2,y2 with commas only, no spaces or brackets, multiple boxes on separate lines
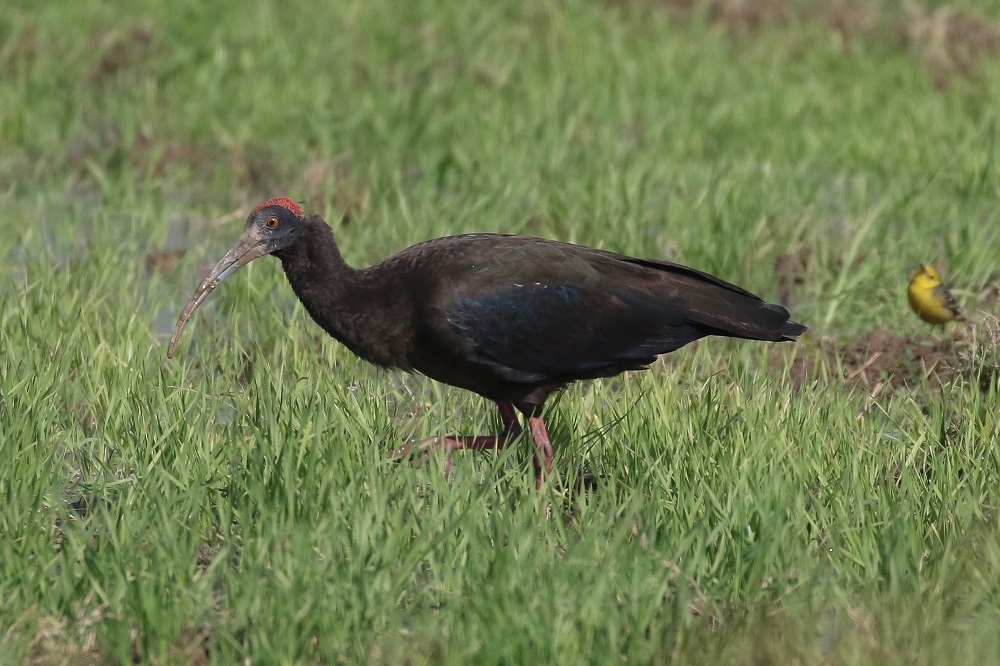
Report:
907,264,964,326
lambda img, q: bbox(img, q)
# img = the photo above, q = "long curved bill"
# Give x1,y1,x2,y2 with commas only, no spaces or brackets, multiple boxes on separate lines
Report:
166,231,268,358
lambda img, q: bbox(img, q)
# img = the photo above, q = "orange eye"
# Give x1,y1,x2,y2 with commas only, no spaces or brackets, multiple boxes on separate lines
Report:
266,217,279,229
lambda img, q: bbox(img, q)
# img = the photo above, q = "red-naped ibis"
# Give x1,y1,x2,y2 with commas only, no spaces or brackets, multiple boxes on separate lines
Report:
168,197,805,486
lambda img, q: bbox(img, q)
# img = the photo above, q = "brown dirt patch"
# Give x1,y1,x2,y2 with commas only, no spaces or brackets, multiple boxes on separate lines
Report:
841,327,961,389
608,0,1000,85
773,245,811,309
898,4,1000,87
131,125,212,178
299,155,369,226
91,24,157,83
2,28,40,67
65,122,215,185
65,121,124,171
783,322,999,395
25,606,105,666
226,143,292,197
707,0,792,36
981,272,1000,309
144,216,192,275
144,248,185,274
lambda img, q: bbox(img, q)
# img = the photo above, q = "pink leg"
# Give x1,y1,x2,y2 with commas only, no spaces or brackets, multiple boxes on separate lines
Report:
392,401,523,477
528,416,553,489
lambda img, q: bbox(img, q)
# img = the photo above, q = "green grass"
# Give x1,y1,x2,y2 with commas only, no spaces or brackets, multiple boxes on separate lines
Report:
3,0,1000,662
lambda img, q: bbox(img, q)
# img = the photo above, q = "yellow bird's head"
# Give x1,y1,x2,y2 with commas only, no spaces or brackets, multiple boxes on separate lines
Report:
910,264,942,290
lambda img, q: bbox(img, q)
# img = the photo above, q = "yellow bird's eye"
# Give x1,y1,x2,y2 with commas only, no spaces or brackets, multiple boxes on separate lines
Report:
266,217,279,229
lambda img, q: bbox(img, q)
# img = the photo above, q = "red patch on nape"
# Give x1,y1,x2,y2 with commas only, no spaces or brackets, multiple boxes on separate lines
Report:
252,196,303,217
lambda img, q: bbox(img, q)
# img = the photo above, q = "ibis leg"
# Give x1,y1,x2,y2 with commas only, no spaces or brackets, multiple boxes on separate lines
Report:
528,416,553,489
392,401,523,477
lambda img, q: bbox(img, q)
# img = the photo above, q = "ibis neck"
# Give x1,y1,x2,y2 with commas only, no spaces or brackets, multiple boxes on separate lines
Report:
275,216,413,368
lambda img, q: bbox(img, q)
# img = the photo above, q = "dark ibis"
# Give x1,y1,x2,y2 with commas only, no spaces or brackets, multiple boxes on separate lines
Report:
168,197,805,486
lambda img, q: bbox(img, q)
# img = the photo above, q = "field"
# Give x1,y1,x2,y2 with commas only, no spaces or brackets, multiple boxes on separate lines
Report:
3,0,1000,663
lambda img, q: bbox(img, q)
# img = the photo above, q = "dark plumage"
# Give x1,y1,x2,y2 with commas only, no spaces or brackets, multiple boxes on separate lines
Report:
169,197,806,485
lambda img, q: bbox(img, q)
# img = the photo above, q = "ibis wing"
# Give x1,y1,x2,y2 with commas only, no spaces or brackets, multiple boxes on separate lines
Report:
442,283,705,384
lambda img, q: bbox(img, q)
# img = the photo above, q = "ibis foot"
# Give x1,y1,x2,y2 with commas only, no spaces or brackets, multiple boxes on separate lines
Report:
391,401,520,476
392,401,553,487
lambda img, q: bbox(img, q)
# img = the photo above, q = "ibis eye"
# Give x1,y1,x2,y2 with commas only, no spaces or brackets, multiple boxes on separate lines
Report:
266,217,279,229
